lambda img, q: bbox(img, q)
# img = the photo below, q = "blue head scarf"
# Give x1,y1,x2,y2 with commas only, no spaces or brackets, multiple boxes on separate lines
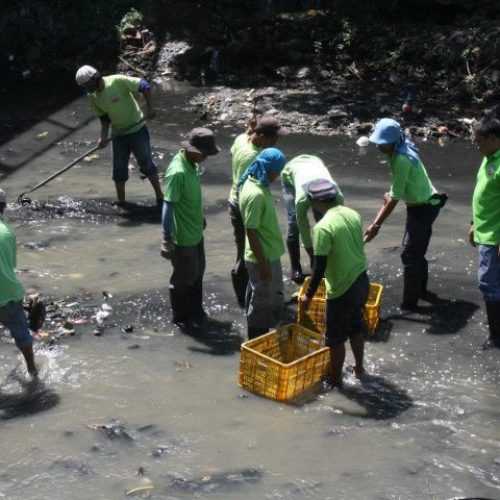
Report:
238,147,286,187
369,118,421,166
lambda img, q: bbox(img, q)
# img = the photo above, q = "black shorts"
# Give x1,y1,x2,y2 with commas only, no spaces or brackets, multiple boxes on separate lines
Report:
325,272,369,347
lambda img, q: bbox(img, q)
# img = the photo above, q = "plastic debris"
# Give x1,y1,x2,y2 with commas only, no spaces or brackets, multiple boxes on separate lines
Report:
35,131,49,140
356,136,370,147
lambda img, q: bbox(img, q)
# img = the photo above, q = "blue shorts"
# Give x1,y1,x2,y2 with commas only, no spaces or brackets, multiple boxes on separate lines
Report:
111,125,157,182
325,272,369,347
478,244,500,301
0,301,33,349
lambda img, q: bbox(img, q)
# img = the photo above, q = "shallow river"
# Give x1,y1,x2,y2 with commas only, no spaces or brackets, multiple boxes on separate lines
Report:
0,81,499,500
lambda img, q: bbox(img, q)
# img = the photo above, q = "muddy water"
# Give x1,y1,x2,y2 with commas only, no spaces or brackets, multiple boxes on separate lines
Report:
0,82,499,500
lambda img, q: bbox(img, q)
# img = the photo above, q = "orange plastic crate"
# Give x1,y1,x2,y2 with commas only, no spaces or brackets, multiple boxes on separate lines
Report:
297,277,383,335
238,324,330,402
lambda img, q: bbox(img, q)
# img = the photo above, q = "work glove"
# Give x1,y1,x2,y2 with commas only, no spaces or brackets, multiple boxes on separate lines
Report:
160,240,175,260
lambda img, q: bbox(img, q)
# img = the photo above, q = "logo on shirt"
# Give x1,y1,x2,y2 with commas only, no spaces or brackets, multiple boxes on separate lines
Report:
487,166,496,176
110,95,120,103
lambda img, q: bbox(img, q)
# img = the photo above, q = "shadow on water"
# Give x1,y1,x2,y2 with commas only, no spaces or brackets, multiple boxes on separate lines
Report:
366,318,393,343
338,374,413,420
292,375,412,419
181,318,244,355
0,375,60,420
386,296,480,335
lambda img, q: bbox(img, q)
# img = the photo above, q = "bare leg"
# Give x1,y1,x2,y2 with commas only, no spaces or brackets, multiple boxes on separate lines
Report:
20,345,37,376
114,181,126,203
328,343,346,387
147,172,163,202
349,332,365,378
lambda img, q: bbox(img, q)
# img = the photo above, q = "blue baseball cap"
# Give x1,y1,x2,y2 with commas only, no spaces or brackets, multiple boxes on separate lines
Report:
369,118,402,145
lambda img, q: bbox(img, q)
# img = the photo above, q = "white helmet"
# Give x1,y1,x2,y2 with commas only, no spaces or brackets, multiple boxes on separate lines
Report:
75,65,98,85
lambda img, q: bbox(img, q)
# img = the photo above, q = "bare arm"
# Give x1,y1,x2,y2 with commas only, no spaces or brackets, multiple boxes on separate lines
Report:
142,89,155,119
364,193,399,243
98,116,111,148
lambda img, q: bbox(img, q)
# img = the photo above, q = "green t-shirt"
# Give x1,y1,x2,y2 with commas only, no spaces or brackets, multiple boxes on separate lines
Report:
240,177,285,263
229,134,260,203
281,154,344,248
89,75,144,135
312,205,367,299
472,149,500,245
0,219,25,307
389,153,437,205
163,152,203,246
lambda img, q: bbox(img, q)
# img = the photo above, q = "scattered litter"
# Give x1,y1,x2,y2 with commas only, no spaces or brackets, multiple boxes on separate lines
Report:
35,131,49,140
83,153,100,162
356,136,370,147
125,484,154,497
175,360,191,372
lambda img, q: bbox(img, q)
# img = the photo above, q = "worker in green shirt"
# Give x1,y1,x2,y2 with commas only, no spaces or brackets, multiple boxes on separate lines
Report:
301,179,369,388
470,118,500,349
364,118,447,310
0,189,38,376
160,128,220,327
239,148,287,339
228,115,289,307
281,154,343,284
75,65,163,207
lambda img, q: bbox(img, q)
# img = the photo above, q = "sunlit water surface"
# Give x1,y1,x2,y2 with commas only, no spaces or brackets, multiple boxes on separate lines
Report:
0,81,498,500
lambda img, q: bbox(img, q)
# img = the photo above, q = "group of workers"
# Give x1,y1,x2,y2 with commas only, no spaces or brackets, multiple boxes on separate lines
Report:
0,66,498,386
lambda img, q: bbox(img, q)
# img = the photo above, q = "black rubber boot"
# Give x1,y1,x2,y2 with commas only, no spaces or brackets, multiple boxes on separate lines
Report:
401,273,424,310
231,262,248,308
286,239,305,284
247,326,269,340
169,287,191,325
484,301,500,349
189,279,208,321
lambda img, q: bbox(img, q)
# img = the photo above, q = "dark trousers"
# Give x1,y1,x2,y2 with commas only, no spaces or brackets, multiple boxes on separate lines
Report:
169,239,206,322
401,204,440,306
402,204,441,276
228,201,248,307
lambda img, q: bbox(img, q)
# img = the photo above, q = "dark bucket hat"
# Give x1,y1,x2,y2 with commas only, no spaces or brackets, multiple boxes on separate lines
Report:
181,127,221,156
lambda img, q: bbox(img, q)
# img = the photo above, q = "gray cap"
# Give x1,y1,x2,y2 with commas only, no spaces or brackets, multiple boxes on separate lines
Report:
254,116,290,137
307,179,338,201
181,127,221,156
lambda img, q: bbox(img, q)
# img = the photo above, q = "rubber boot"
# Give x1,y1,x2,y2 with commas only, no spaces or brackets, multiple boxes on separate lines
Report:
420,259,429,298
231,261,248,308
189,279,207,321
169,287,190,325
286,239,305,284
401,273,424,310
484,301,500,349
419,260,438,302
247,326,269,340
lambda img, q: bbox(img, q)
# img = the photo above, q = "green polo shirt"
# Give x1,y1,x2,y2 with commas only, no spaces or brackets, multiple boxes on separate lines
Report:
229,134,260,203
0,219,25,307
281,154,344,248
472,148,500,245
89,75,144,135
163,152,203,246
312,205,367,299
239,177,285,263
388,153,437,205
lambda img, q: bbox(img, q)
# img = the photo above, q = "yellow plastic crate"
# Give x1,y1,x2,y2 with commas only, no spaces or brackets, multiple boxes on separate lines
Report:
297,277,383,335
238,324,330,402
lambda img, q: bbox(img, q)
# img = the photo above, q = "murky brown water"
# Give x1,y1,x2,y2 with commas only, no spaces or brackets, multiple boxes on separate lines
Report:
0,81,499,500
